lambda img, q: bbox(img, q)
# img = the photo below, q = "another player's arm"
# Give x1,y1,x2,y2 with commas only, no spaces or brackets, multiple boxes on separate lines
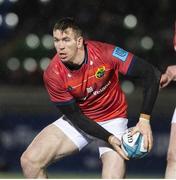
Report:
56,101,129,160
160,21,176,88
126,56,161,151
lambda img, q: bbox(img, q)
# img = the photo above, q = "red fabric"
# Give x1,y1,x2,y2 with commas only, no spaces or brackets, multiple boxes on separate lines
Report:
44,40,134,122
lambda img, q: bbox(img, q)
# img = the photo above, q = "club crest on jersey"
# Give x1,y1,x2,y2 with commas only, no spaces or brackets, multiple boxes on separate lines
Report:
95,66,105,79
112,47,128,61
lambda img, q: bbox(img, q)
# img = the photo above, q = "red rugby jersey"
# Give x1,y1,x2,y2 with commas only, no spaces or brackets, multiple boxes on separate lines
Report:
44,40,134,122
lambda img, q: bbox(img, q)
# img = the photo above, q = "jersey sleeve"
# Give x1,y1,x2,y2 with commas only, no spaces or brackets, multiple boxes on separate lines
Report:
104,43,134,75
43,71,74,105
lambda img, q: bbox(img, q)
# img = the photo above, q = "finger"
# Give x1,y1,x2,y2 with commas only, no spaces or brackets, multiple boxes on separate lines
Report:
143,134,149,150
108,135,121,146
161,81,170,88
130,127,139,136
114,145,129,160
161,83,167,88
148,134,153,152
160,76,167,84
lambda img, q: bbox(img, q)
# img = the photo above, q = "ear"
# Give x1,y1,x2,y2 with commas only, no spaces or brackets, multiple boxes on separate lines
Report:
77,36,83,48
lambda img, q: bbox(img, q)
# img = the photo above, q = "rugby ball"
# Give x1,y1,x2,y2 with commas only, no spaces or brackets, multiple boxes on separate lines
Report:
121,128,148,159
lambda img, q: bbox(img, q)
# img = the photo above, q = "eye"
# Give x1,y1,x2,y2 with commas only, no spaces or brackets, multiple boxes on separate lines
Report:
64,38,70,42
53,38,59,43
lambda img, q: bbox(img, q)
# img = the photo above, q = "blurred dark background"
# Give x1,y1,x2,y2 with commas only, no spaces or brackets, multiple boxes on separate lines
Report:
0,0,175,178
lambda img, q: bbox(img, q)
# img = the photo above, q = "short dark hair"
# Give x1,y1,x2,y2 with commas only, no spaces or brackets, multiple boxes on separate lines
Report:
53,17,83,37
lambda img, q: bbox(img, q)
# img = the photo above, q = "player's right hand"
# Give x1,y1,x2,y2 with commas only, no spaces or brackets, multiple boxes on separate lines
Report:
131,118,153,152
108,135,129,160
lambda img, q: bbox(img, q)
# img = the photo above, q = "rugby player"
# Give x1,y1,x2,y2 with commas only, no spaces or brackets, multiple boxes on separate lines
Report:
20,17,161,178
161,21,176,179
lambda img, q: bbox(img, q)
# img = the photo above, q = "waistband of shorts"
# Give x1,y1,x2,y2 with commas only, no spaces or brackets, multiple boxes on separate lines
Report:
98,117,128,125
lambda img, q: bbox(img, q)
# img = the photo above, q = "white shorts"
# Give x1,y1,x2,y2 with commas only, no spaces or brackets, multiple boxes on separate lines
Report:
53,115,128,157
171,107,176,123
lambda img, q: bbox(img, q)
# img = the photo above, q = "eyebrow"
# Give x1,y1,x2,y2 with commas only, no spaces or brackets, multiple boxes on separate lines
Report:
53,36,71,42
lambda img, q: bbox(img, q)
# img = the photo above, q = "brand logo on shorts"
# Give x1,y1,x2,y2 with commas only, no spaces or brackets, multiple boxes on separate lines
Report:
95,66,105,79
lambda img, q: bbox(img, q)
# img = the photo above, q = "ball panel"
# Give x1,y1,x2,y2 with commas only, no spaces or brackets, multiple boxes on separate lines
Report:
121,127,148,159
121,140,136,158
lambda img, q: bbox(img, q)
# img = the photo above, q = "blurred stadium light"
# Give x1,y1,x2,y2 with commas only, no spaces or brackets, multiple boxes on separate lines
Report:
4,12,19,28
25,34,40,49
140,36,154,50
41,34,54,49
23,57,37,72
0,0,4,5
39,57,50,70
121,80,135,94
123,14,137,29
7,57,20,71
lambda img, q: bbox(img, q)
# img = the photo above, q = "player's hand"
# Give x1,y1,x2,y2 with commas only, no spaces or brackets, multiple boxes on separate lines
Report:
160,73,170,88
108,135,129,160
160,65,176,88
166,65,176,81
130,119,153,152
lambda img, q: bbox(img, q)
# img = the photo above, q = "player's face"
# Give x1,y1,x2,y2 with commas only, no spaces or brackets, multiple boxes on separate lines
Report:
53,28,83,63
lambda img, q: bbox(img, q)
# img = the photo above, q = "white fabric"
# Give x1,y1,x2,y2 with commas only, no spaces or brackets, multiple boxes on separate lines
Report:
53,116,128,156
171,107,176,123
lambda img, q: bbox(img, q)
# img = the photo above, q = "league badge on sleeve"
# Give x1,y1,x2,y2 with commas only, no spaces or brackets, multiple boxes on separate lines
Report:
112,47,128,61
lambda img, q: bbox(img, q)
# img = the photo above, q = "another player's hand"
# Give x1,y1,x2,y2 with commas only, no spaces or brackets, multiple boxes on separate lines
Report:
160,73,170,88
131,118,153,152
108,135,129,160
160,65,176,88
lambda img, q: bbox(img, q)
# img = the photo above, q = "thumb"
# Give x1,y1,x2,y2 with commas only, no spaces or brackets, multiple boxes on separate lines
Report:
108,135,129,160
113,144,129,160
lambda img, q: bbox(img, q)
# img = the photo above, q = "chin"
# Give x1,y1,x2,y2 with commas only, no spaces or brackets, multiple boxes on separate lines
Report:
60,58,68,62
60,57,69,63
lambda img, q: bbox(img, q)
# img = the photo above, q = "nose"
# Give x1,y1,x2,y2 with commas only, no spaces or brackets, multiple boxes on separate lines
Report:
58,41,65,50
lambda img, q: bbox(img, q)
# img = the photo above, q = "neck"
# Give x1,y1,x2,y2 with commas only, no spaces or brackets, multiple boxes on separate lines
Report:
72,46,85,65
65,46,85,67
64,46,86,70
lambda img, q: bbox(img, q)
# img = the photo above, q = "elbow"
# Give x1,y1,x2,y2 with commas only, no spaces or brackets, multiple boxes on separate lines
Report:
146,65,161,85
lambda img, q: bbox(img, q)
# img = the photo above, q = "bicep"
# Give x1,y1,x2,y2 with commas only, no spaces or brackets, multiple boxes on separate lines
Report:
126,56,161,80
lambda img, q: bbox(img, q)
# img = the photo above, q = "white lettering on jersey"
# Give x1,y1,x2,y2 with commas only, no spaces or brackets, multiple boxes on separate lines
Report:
86,87,93,93
93,81,111,95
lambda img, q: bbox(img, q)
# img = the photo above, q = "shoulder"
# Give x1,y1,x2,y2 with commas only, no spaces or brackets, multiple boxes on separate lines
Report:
86,40,115,50
85,40,115,58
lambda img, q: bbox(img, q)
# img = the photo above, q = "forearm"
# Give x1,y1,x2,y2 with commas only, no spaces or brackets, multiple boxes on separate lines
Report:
67,112,112,142
141,65,161,115
56,102,113,142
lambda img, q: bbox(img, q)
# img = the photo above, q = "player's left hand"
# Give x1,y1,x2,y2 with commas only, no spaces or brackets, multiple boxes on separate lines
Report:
130,119,153,152
108,135,129,160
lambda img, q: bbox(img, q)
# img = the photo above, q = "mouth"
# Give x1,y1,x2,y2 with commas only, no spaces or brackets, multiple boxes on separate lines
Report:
59,53,67,60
